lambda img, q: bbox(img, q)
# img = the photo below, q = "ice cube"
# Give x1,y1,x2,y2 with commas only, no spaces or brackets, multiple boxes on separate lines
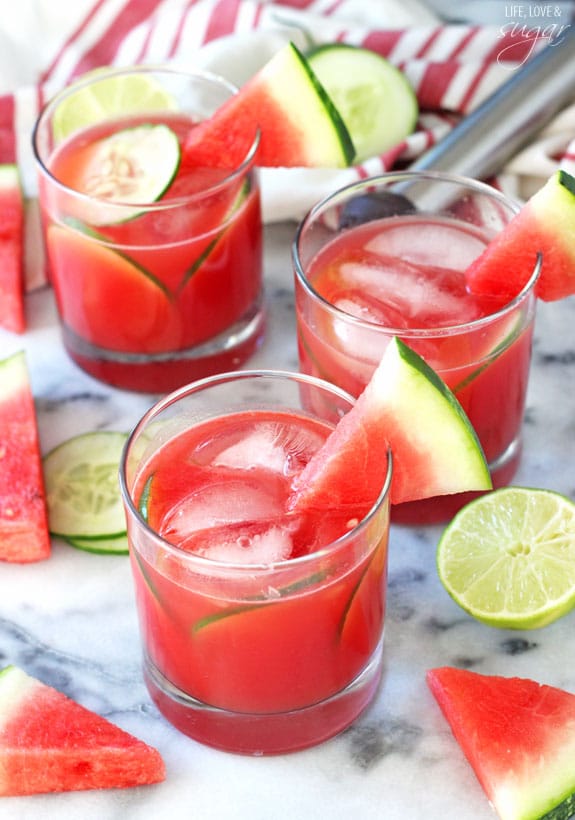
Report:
181,518,295,564
214,421,324,476
213,424,288,472
160,478,284,543
365,221,486,269
337,255,481,328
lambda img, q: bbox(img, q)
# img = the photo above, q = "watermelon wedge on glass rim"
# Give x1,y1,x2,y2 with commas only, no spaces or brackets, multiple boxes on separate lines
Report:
0,665,165,796
288,336,492,511
182,41,355,169
427,666,575,820
465,169,575,303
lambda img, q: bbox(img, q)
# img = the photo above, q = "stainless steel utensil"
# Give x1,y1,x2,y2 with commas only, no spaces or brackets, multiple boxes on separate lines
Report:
410,26,575,178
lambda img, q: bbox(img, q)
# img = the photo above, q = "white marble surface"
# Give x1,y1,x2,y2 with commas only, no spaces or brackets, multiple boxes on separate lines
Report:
1,220,575,820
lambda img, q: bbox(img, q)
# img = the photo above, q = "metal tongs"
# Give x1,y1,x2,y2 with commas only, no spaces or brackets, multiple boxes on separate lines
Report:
410,26,575,179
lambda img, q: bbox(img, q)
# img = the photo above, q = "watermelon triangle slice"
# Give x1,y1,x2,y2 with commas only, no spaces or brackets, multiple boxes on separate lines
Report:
465,169,575,303
0,665,165,796
0,165,26,333
288,336,491,510
0,351,50,562
427,666,575,820
182,42,355,169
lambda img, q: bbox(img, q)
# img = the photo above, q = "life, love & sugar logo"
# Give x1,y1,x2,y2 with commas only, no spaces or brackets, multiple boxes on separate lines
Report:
498,4,571,66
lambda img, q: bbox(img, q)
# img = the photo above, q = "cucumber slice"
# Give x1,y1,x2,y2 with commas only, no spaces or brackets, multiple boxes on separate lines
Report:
178,178,251,291
44,431,128,539
73,124,180,225
307,44,418,162
65,534,129,555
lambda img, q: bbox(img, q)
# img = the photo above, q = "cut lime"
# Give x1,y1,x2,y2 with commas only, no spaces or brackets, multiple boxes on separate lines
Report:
437,487,575,629
307,43,418,162
44,431,128,539
73,124,180,211
52,70,177,142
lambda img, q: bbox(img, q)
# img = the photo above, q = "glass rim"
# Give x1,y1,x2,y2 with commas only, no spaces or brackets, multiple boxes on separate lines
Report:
32,63,261,210
292,169,541,339
119,368,393,574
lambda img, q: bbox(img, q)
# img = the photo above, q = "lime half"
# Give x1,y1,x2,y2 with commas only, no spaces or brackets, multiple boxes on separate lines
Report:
52,70,177,142
437,487,575,629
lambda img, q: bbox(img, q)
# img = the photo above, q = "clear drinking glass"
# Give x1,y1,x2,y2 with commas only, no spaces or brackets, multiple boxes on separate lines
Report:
33,66,264,393
293,171,540,524
119,370,392,755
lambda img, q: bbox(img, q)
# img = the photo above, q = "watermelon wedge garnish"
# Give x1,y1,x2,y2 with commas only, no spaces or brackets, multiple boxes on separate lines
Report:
0,164,25,333
0,665,165,795
465,169,575,303
288,336,491,510
0,351,50,563
427,666,575,820
182,42,355,169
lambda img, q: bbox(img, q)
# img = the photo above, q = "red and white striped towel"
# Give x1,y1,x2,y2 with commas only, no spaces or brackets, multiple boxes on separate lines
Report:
1,0,574,286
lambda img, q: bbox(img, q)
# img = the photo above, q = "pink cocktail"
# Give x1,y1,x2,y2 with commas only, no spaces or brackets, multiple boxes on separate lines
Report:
120,371,391,754
33,67,263,393
293,172,539,524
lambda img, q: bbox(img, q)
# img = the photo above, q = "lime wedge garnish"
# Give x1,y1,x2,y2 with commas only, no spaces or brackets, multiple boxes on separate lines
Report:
52,70,177,142
437,487,575,629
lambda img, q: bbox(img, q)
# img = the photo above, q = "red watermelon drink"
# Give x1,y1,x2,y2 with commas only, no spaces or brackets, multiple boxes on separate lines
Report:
293,171,539,524
120,370,391,755
33,67,263,393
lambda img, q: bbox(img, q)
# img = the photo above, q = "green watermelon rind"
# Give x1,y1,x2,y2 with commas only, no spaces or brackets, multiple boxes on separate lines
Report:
427,667,575,820
291,43,356,166
373,338,491,501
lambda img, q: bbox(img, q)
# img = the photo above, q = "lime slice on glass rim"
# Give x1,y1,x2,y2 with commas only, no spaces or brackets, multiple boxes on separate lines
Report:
52,69,177,142
437,487,575,629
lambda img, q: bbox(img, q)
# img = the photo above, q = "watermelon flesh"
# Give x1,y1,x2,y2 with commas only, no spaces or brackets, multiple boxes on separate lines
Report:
465,170,575,303
182,42,354,169
427,667,575,820
0,665,165,795
0,164,25,333
0,351,50,562
288,336,491,510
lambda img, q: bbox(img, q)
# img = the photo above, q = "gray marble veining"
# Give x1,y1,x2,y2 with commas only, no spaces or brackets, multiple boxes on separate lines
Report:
0,221,574,820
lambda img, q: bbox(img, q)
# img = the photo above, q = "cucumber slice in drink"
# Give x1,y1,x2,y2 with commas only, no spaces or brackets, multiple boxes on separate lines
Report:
307,44,419,162
44,431,128,539
73,124,180,224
